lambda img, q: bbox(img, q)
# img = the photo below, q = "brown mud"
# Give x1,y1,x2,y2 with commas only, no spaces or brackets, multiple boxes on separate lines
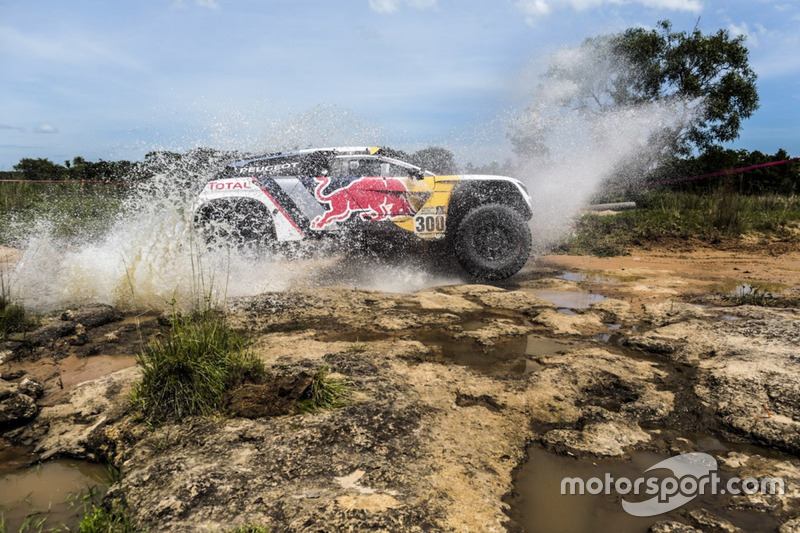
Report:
1,243,799,532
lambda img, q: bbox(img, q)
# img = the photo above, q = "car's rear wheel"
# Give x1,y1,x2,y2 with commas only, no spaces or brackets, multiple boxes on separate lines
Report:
452,203,531,281
194,199,275,254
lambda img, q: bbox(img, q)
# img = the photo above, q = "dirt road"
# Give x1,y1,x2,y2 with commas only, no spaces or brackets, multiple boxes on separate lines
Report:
2,242,799,532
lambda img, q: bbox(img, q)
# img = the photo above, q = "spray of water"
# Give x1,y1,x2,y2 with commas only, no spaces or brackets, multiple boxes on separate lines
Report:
508,44,698,252
7,107,458,313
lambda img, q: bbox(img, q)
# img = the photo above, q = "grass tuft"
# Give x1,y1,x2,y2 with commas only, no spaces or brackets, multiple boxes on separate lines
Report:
130,308,266,425
76,503,138,533
0,276,38,340
298,366,351,413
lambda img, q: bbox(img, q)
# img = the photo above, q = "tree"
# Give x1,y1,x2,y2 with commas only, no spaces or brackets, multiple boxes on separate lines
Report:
409,147,458,174
12,158,67,181
511,20,759,158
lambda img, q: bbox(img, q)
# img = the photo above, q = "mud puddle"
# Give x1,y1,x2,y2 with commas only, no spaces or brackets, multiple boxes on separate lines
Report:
510,444,783,533
557,271,642,284
419,332,577,376
524,289,607,310
0,444,107,530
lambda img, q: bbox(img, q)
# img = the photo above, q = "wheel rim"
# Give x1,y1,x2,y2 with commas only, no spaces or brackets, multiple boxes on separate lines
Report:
471,217,515,262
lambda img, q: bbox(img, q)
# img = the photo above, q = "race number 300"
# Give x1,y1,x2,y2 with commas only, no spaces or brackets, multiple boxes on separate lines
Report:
414,214,446,233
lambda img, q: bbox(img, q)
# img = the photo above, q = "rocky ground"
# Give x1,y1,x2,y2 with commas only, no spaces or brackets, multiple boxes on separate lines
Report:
1,245,800,532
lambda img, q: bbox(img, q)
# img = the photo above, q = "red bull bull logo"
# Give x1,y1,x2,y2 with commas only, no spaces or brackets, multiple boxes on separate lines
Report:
311,176,415,230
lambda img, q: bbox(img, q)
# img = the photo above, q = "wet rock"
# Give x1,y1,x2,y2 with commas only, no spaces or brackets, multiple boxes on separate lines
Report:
29,321,76,347
0,340,27,363
643,301,711,327
67,323,89,346
590,298,635,323
531,309,605,335
518,278,582,291
0,369,25,380
718,451,800,516
649,522,702,533
687,508,742,533
11,366,140,460
687,307,800,453
540,408,651,457
0,379,38,424
410,290,481,313
18,377,44,399
524,348,672,456
63,304,124,329
472,289,554,313
780,517,800,533
452,318,532,346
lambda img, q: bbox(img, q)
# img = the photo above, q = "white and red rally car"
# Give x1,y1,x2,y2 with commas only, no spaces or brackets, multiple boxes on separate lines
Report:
194,146,533,280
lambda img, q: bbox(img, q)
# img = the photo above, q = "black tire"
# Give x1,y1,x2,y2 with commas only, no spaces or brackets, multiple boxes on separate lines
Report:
452,203,531,281
194,200,275,254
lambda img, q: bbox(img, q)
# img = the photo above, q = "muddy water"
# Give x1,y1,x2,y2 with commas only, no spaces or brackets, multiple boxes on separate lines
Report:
512,445,783,533
0,443,107,530
525,289,607,309
428,333,574,375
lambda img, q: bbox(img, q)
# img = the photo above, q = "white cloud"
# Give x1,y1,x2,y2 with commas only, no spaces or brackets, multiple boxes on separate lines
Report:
195,0,220,9
368,0,437,14
34,124,59,134
728,21,768,47
514,0,702,24
171,0,220,9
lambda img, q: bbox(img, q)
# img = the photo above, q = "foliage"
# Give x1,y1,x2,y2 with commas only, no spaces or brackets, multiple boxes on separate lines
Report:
76,503,139,533
297,365,351,413
557,189,800,256
511,20,759,158
379,146,458,174
408,147,458,174
645,147,799,196
12,157,136,183
0,276,37,340
130,309,267,425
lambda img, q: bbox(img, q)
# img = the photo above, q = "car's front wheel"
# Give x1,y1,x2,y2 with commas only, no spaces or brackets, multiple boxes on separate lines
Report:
452,203,531,281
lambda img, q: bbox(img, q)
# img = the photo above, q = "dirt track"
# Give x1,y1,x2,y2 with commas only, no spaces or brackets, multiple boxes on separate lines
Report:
2,242,800,532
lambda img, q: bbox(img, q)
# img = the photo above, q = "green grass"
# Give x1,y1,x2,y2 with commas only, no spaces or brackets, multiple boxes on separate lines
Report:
558,191,800,256
0,182,129,245
297,365,351,413
0,276,38,340
76,503,138,533
130,309,267,425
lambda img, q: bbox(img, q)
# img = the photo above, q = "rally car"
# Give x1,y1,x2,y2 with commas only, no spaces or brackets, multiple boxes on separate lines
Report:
193,146,533,280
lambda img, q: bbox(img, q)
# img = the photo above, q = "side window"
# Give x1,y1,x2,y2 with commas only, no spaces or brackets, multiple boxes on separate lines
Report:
332,157,382,178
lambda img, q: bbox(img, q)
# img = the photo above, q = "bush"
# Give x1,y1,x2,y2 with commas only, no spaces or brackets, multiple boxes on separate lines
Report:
130,310,266,424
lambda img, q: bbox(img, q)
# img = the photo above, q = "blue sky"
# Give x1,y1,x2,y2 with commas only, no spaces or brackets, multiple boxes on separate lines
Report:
1,0,798,170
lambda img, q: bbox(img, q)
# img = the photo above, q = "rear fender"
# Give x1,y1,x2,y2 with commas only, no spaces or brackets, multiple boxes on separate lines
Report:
196,177,304,241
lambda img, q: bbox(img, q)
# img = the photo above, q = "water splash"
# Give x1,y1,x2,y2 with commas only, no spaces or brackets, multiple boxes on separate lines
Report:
7,108,456,313
508,43,698,253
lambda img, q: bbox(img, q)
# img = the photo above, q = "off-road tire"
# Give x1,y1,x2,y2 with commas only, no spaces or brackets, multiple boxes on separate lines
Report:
452,203,531,281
